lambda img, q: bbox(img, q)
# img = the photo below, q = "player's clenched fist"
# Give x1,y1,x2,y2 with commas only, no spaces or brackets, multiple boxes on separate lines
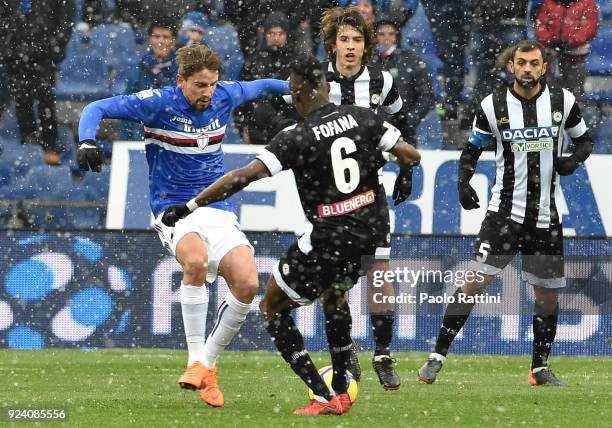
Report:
458,182,480,210
76,140,104,172
161,204,192,226
392,166,413,206
554,155,579,176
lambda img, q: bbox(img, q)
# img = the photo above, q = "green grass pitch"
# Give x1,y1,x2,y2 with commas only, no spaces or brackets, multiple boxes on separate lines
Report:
0,349,610,427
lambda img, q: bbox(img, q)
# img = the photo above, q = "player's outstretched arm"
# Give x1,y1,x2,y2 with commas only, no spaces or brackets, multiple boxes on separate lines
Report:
161,160,271,227
389,138,421,206
77,99,117,172
193,159,271,205
237,79,290,104
77,92,162,172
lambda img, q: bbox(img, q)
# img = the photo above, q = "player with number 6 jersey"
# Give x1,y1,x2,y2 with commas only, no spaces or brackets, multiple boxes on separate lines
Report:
261,106,397,254
160,56,420,414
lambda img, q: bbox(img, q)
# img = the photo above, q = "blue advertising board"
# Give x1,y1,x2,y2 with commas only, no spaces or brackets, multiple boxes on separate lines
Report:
1,231,609,355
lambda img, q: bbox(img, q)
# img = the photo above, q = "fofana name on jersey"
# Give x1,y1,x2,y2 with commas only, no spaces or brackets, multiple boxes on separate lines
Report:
312,114,359,140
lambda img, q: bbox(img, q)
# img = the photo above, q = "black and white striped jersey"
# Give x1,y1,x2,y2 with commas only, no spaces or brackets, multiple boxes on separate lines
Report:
471,84,587,227
257,103,399,256
321,60,403,114
283,61,403,115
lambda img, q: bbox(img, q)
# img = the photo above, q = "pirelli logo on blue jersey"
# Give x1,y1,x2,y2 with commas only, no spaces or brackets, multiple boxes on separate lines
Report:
502,126,559,152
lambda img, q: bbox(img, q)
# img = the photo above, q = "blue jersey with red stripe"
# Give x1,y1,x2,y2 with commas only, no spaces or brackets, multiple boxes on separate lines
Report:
79,80,288,216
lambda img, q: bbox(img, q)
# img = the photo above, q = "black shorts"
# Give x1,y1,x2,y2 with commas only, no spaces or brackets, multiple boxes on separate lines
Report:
272,242,374,305
469,211,565,288
373,230,391,260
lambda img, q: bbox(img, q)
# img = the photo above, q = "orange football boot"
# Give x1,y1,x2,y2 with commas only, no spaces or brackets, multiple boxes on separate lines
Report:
293,396,343,415
178,361,207,390
336,393,352,413
199,366,225,407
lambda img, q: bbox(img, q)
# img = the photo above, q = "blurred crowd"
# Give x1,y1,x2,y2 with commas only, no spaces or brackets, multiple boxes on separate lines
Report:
0,0,609,227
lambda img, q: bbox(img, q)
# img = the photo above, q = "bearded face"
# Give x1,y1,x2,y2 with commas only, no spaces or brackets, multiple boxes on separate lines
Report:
508,48,547,91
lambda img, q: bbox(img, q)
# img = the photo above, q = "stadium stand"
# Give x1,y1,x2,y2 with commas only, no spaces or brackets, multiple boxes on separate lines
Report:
583,1,612,153
0,3,610,228
1,142,46,186
56,24,137,101
56,55,112,101
599,0,612,20
19,165,108,228
205,21,244,81
401,3,443,80
587,20,612,77
91,24,139,95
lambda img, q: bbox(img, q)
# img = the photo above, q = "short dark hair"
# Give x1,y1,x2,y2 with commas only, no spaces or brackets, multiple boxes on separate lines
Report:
511,39,547,62
320,7,376,64
176,45,222,79
290,56,325,87
374,15,400,33
148,16,178,37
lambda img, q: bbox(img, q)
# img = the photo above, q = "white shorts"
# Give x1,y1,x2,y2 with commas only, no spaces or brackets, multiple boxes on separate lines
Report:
154,207,253,283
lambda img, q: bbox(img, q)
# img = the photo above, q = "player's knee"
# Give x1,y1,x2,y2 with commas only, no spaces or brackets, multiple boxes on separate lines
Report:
368,259,390,283
181,254,208,284
533,287,559,314
462,281,485,296
231,277,259,303
462,272,492,295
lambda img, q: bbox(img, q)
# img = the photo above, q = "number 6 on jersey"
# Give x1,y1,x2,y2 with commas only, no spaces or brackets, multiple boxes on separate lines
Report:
330,137,360,193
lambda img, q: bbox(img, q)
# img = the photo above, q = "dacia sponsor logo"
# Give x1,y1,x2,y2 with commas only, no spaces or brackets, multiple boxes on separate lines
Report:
501,126,559,141
511,140,554,152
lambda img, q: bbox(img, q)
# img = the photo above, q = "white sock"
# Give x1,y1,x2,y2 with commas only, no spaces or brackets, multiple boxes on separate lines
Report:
373,354,392,362
180,283,209,366
429,352,447,363
202,291,251,367
313,395,330,403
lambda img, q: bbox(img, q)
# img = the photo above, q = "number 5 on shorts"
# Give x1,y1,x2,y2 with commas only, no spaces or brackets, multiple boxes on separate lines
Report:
476,242,490,263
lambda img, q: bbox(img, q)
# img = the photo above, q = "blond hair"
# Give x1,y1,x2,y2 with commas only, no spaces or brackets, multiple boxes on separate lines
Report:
176,44,222,80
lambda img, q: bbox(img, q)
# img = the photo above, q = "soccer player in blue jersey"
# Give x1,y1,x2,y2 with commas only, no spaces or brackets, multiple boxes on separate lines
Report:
77,45,289,407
